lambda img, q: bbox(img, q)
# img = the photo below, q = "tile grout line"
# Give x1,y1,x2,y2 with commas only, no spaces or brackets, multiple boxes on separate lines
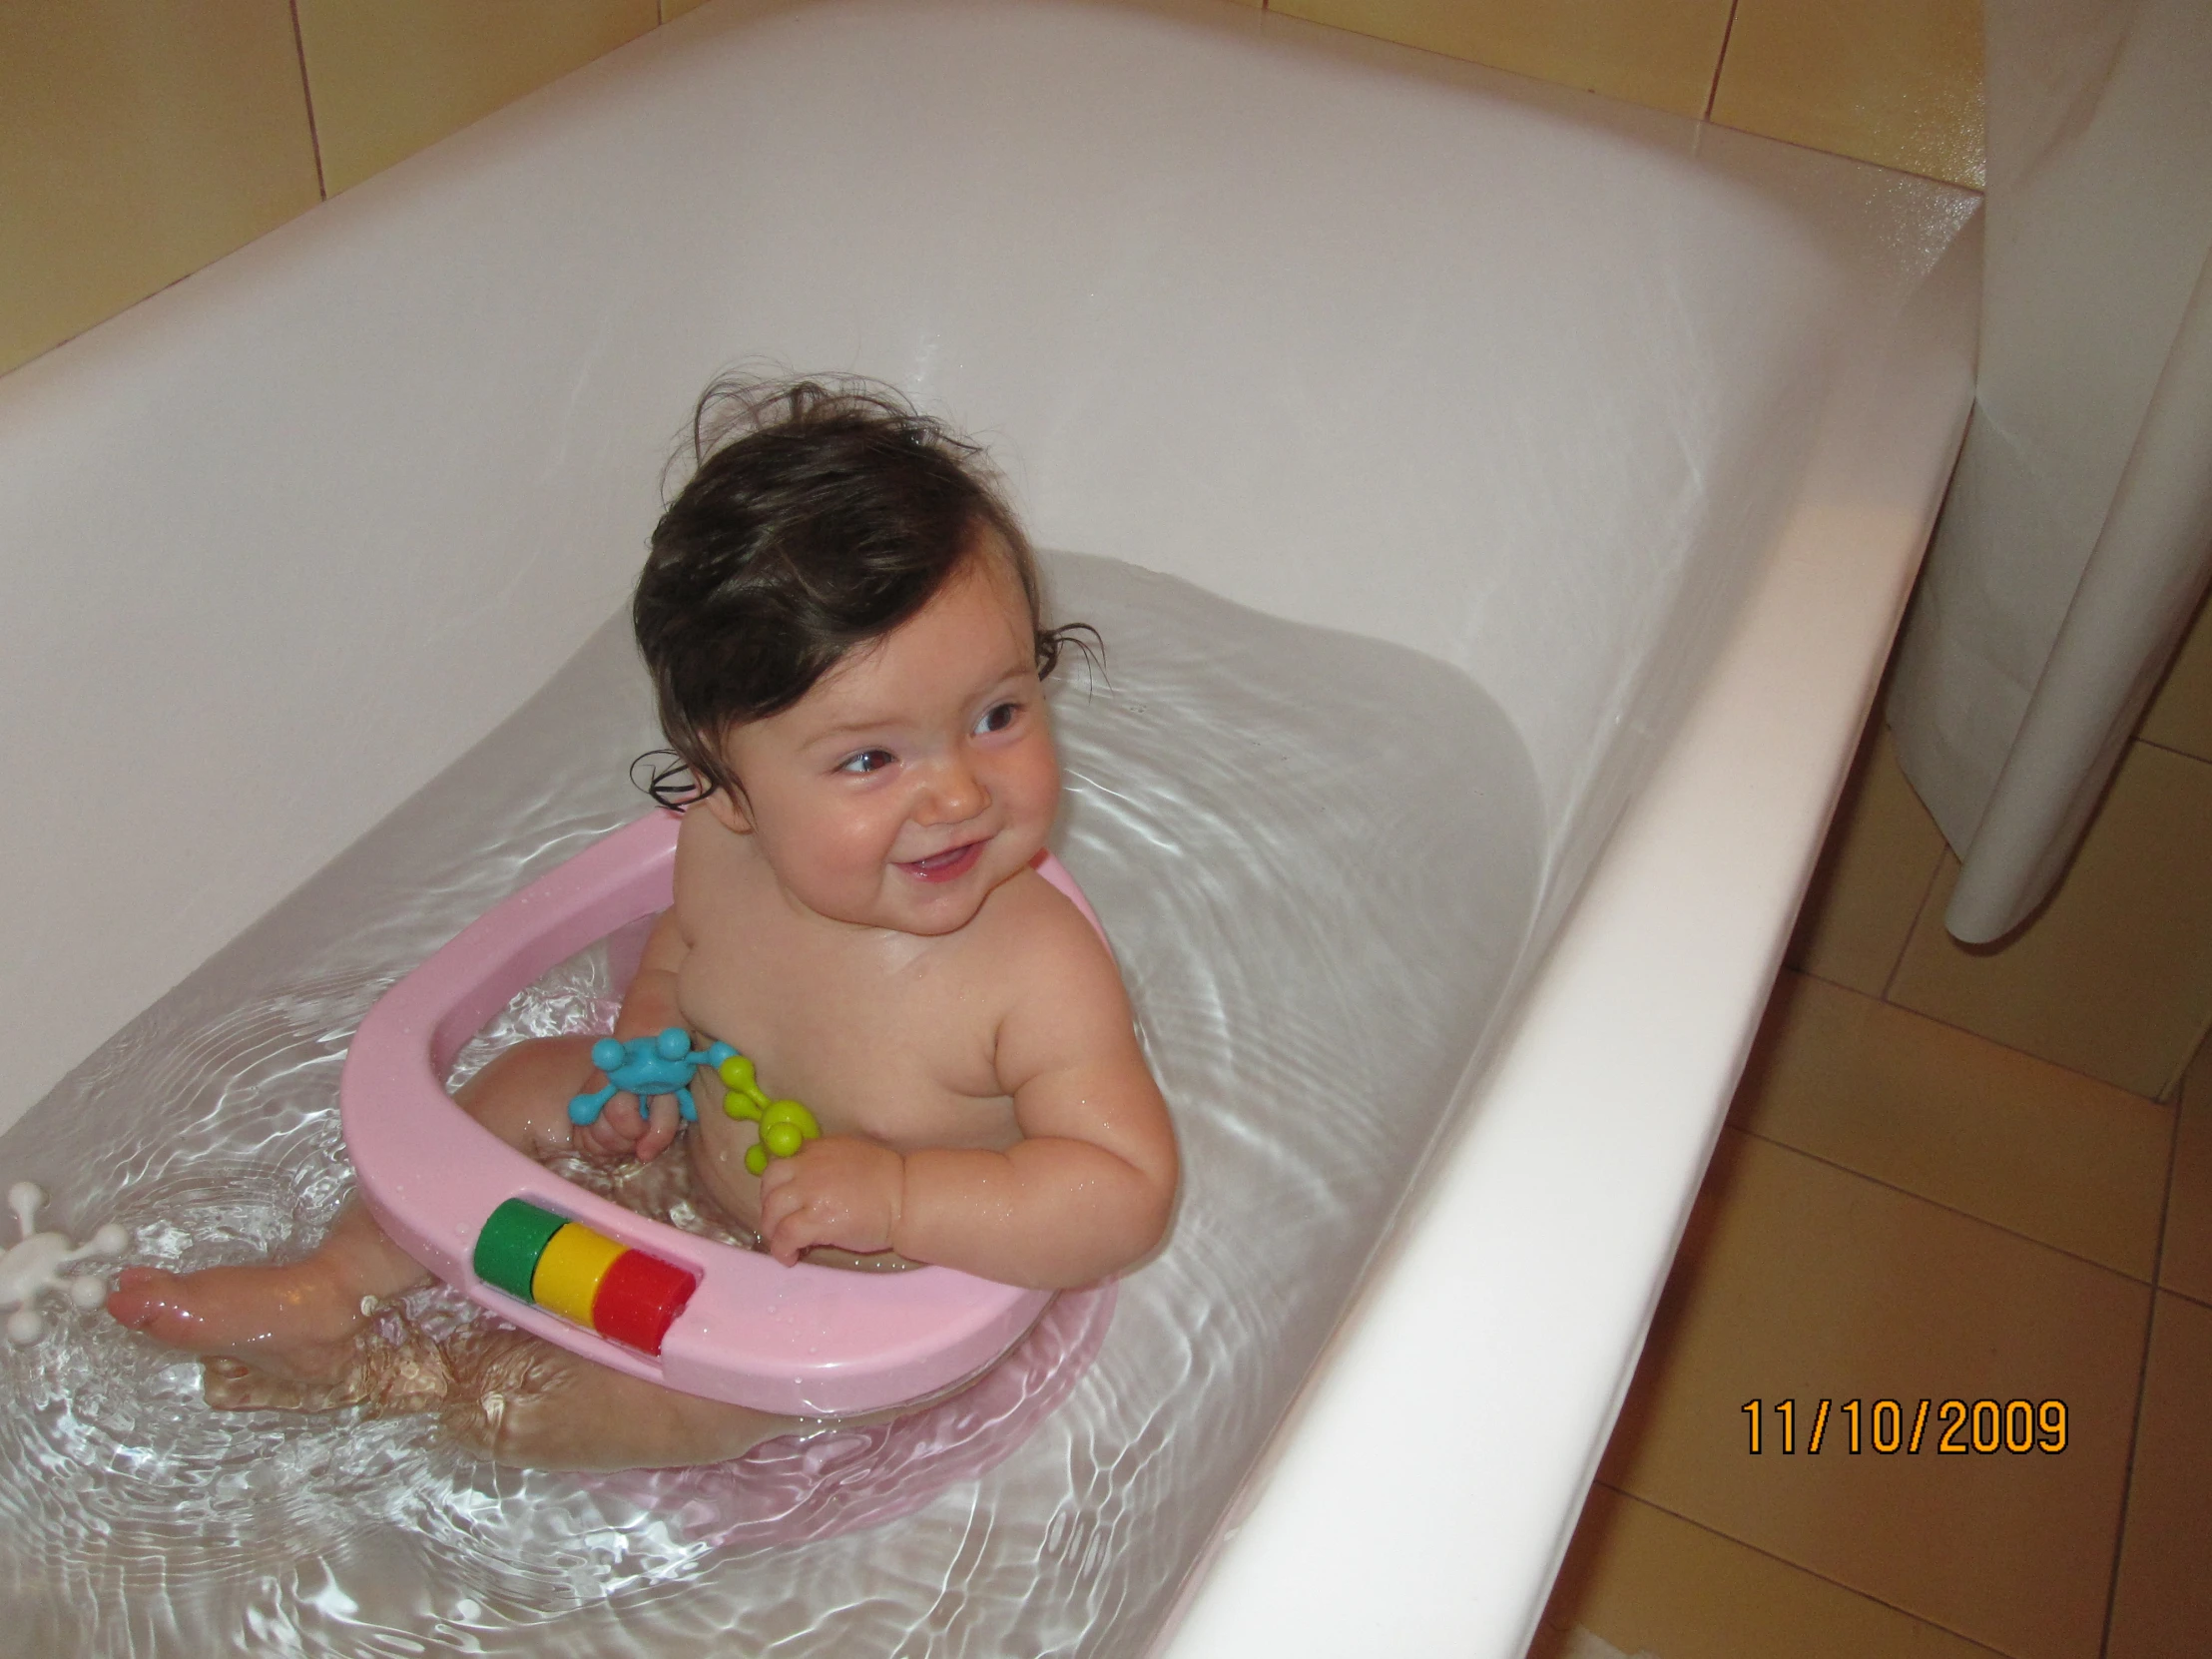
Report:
286,0,328,202
1701,0,1742,123
1590,1481,2021,1658
1792,961,2176,1108
2120,734,2211,1101
1878,841,1951,1006
2132,733,2212,769
2160,1004,2212,1102
1726,1121,2163,1289
2162,1278,2212,1315
2095,1101,2185,1657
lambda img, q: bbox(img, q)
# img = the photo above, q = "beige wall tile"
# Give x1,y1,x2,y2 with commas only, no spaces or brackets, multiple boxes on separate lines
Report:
1787,724,1949,997
1711,0,1984,189
1888,742,2212,1099
1270,0,1736,119
2160,1030,2212,1307
2140,595,2212,765
296,0,659,195
1601,1130,2147,1659
1535,1483,2009,1659
1732,973,2172,1279
0,0,321,376
2106,1293,2212,1659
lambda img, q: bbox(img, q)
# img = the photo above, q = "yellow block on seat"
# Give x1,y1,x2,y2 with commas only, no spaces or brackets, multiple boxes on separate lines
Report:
531,1221,627,1327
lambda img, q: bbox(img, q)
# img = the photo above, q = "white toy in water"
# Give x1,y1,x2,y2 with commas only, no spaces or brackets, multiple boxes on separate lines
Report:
0,1182,129,1344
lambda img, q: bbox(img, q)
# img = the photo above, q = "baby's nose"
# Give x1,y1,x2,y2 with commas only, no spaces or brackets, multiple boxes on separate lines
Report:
918,759,988,824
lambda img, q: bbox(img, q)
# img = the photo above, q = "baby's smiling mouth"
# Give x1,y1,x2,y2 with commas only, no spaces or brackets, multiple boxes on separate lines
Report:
898,840,986,883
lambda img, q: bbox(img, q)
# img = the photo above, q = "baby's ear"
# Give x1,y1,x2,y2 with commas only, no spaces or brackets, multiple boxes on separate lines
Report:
698,784,753,835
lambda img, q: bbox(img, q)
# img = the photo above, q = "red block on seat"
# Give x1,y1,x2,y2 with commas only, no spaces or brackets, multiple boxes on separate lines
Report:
591,1247,698,1356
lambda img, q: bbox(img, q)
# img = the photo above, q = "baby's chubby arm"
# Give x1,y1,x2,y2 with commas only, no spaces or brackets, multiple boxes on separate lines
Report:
572,907,693,1164
757,904,1178,1289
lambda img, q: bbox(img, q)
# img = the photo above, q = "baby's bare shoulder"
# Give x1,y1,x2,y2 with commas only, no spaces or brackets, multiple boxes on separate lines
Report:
975,867,1117,972
975,870,1133,1054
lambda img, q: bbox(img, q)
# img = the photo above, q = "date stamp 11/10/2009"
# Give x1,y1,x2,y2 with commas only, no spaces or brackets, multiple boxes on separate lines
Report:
1742,1398,2068,1455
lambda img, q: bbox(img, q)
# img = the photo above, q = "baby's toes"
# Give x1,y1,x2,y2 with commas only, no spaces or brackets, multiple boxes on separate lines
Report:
350,1334,455,1417
201,1357,362,1413
436,1330,563,1462
106,1268,189,1336
438,1389,502,1461
202,1357,287,1409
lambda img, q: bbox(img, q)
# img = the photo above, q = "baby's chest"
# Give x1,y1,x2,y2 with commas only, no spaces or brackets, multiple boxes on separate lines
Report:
678,934,1012,1146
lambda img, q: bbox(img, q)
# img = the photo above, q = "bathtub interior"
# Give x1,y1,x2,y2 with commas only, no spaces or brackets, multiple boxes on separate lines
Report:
0,0,1981,1653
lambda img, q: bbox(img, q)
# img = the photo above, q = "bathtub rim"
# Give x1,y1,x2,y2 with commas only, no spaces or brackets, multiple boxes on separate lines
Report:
1151,204,1981,1659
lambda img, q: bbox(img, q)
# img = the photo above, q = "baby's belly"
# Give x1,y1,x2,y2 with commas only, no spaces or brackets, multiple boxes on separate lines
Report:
680,1059,1016,1271
682,1117,919,1274
686,1107,767,1233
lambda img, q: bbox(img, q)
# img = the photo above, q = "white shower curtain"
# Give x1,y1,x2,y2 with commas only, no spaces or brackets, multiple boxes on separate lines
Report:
1886,0,2212,943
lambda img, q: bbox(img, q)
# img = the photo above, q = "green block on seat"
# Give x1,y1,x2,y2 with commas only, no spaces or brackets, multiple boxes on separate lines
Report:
473,1197,569,1301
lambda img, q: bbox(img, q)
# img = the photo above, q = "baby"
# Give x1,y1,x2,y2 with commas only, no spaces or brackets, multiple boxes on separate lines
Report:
108,377,1178,1471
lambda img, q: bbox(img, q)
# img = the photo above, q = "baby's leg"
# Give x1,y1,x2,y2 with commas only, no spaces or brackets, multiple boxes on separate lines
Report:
109,1199,431,1385
430,1327,836,1471
197,1318,837,1469
109,1036,600,1386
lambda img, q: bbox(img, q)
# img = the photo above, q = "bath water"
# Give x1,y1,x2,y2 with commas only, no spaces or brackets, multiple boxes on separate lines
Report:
0,553,1542,1657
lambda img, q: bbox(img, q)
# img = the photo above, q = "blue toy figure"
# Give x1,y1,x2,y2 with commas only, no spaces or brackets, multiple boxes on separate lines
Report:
568,1027,738,1126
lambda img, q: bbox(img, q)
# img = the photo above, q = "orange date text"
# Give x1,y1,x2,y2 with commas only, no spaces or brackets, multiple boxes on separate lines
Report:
1740,1398,2066,1454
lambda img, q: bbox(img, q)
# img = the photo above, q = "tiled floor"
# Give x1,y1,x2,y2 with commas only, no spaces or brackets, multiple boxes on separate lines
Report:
1532,970,2212,1657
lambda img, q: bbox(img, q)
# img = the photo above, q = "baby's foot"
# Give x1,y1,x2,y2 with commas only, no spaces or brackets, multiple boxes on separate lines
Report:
437,1328,805,1471
107,1261,372,1384
201,1357,369,1413
201,1329,455,1415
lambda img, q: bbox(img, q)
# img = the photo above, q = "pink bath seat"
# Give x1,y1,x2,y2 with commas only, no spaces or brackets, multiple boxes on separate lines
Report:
340,811,1104,1417
605,1279,1116,1547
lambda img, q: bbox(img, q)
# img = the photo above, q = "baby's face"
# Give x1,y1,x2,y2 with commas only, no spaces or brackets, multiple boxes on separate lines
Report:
706,547,1061,936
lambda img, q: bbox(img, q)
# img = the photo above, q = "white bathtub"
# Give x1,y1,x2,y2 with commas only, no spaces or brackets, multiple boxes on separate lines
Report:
0,1,1976,1652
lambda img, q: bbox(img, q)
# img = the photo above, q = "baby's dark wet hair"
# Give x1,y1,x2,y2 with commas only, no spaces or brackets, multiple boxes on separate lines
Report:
633,375,1090,806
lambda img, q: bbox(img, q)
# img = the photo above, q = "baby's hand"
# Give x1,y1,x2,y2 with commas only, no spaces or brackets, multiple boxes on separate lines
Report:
571,1086,684,1166
756,1138,905,1266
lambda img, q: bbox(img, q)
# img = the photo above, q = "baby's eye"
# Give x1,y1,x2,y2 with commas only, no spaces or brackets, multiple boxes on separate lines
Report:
973,701,1021,736
836,748,896,775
